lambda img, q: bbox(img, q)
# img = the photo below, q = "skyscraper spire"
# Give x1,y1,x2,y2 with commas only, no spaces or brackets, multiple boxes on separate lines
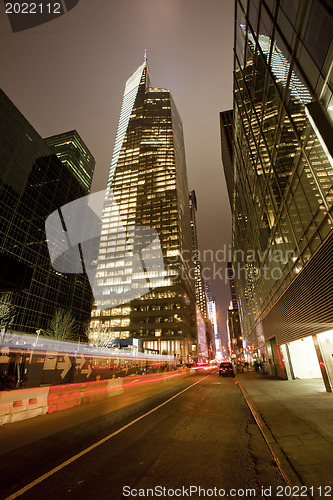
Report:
91,60,197,360
144,48,147,61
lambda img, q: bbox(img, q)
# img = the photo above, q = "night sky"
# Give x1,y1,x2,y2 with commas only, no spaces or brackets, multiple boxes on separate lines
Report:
1,0,234,344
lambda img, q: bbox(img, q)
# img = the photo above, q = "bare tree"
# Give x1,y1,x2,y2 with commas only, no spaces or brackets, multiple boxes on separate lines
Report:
86,324,113,347
0,292,14,334
47,308,76,341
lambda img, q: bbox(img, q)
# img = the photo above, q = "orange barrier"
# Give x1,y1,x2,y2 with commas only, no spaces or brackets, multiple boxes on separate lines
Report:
0,368,194,425
82,378,123,404
47,383,86,413
0,387,49,425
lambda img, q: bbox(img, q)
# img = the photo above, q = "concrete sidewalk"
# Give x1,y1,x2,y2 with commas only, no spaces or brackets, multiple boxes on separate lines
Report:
237,372,333,498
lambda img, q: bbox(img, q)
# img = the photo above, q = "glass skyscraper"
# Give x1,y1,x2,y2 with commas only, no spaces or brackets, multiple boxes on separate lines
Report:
189,190,213,360
45,130,95,193
90,60,197,362
220,110,234,208
228,0,333,387
0,89,94,339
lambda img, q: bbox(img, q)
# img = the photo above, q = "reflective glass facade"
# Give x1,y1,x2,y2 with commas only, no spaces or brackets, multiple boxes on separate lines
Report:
232,1,333,366
220,110,234,208
45,130,95,193
90,62,196,362
189,190,207,320
0,90,94,338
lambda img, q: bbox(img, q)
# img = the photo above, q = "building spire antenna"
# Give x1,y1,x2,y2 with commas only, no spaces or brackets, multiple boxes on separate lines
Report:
144,49,147,61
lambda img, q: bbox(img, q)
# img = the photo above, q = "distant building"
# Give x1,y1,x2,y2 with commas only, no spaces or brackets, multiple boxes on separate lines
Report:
189,191,207,318
227,305,243,360
189,190,213,360
204,282,221,359
45,130,95,193
0,89,94,338
227,262,238,310
220,110,234,207
226,262,242,360
226,0,333,389
90,59,197,362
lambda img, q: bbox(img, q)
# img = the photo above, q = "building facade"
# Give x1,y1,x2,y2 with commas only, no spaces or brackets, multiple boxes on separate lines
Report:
45,130,95,193
0,89,94,339
230,0,333,388
220,110,234,208
90,60,197,362
226,262,243,361
204,282,222,360
189,190,214,360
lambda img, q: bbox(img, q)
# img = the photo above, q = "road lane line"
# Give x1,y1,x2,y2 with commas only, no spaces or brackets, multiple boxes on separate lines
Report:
5,375,209,499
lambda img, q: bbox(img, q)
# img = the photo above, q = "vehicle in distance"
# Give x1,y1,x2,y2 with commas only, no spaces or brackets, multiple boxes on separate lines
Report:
219,362,235,377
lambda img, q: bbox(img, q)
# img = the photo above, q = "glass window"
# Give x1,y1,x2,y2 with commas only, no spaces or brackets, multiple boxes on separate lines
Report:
299,165,321,217
297,46,320,92
318,214,332,241
280,0,299,25
259,4,273,39
236,2,247,67
277,9,295,50
265,0,276,16
238,0,247,13
248,0,259,33
302,1,333,70
293,180,313,232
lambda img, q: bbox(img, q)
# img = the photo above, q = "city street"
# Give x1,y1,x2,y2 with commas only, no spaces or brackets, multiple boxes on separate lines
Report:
0,372,284,499
1,1,332,498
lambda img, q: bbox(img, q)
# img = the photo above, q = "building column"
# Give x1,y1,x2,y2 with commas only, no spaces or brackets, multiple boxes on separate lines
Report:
312,334,332,393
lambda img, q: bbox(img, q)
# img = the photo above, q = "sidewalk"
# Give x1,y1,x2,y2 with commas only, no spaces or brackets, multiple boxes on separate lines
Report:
237,372,333,498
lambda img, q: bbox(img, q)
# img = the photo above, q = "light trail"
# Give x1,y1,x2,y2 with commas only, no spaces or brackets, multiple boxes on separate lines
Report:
5,375,210,499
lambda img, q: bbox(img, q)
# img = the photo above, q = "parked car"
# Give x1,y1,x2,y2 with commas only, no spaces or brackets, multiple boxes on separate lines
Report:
219,362,235,377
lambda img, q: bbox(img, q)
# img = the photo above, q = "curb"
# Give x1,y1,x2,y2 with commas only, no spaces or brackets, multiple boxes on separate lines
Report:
236,379,313,500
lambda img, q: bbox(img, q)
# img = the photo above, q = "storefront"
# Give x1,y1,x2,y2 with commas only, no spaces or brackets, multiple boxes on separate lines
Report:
281,330,333,391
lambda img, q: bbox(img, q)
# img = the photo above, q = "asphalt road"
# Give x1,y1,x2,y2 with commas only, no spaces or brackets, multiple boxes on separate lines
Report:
0,372,285,499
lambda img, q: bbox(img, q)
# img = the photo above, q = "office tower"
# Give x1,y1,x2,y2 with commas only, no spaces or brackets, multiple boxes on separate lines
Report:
227,304,243,361
45,130,95,193
90,60,197,361
229,0,333,388
227,262,238,310
189,190,208,319
226,262,242,360
220,110,234,207
0,89,94,338
189,190,212,360
204,282,221,358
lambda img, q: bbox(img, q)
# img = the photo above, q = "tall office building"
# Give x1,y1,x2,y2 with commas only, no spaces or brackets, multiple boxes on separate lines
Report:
0,89,94,338
226,262,242,360
45,130,95,193
220,110,234,208
227,306,243,360
227,262,238,310
229,0,333,388
90,60,197,361
189,190,208,319
204,282,221,359
189,190,212,360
